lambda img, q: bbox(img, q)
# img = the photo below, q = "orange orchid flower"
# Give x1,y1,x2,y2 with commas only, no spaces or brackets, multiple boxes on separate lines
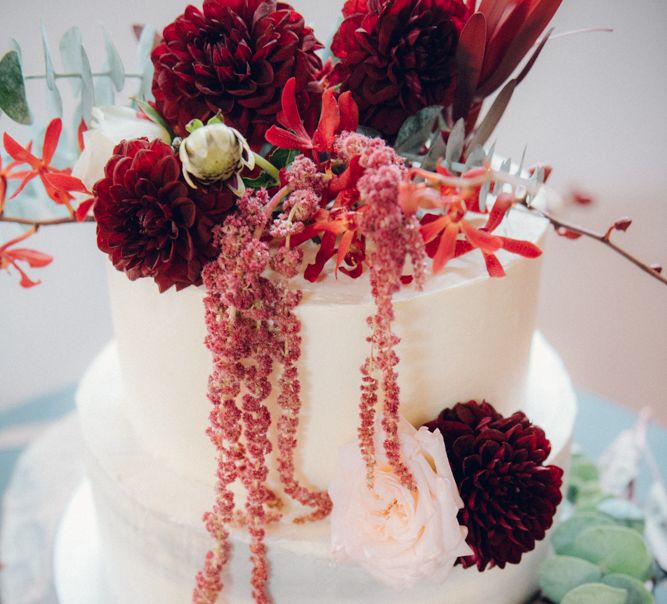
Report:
0,228,53,288
3,118,90,213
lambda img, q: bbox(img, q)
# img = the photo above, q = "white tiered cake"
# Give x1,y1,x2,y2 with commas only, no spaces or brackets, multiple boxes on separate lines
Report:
56,203,577,603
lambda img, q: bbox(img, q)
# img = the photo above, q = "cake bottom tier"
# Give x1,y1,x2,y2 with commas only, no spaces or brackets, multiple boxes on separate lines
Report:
74,333,576,604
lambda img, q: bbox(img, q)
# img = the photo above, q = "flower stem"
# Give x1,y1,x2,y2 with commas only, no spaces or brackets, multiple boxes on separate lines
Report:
24,72,143,81
253,153,280,185
0,214,94,230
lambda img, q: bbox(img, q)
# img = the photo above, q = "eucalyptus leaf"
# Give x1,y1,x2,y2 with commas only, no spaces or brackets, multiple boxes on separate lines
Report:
9,39,22,63
478,180,490,213
598,417,647,498
561,583,628,604
552,512,616,556
445,118,465,167
539,556,602,603
103,29,125,91
59,26,83,93
597,499,645,533
394,105,442,154
465,144,486,170
421,130,446,171
79,46,95,125
602,574,654,604
571,525,653,579
41,23,63,116
94,76,115,107
0,51,32,124
136,24,157,101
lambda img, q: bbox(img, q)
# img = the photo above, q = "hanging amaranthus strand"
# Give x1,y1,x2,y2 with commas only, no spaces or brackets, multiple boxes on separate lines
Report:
196,188,332,604
338,133,427,490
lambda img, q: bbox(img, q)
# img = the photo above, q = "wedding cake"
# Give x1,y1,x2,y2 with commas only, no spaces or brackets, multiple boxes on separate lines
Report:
40,0,579,602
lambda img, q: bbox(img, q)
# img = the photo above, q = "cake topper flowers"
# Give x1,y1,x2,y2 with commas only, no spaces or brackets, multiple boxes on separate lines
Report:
1,0,666,603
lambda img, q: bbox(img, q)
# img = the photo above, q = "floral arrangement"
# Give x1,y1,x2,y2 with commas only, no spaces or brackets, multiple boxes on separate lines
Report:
1,1,665,603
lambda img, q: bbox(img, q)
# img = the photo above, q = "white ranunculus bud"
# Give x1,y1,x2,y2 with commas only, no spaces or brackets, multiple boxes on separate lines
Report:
179,123,254,195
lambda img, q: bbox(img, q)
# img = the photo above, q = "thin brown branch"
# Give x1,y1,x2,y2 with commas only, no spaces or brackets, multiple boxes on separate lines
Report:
523,202,667,287
0,215,95,230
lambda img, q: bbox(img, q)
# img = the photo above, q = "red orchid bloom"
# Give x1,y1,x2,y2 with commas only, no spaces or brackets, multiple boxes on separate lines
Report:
265,78,359,155
415,192,541,276
290,206,367,282
0,228,53,288
0,154,31,214
3,118,90,213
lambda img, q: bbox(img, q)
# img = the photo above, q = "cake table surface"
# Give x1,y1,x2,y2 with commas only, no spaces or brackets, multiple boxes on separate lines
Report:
0,388,665,604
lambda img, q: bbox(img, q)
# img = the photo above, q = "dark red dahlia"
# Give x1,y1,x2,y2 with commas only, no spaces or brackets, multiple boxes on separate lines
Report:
151,0,324,146
330,0,471,137
94,138,235,292
423,400,564,570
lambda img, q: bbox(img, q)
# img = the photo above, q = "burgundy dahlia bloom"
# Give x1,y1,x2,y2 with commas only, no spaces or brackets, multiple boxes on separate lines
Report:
151,0,324,146
330,0,471,137
423,400,564,570
94,138,235,292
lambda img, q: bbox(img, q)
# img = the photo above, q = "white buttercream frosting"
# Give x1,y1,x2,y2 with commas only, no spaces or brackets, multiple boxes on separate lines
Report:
73,332,576,604
105,205,550,493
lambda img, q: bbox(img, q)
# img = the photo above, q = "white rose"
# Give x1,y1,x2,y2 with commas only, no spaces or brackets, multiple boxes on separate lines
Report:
72,106,171,190
329,417,472,590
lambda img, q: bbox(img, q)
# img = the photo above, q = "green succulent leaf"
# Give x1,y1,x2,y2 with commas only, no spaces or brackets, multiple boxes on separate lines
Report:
571,525,653,579
552,512,616,556
602,574,654,604
597,499,645,533
561,583,628,604
0,50,32,124
394,105,442,155
539,555,602,603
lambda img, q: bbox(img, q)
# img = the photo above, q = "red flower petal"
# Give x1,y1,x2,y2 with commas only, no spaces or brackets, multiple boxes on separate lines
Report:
420,215,449,244
483,252,505,277
338,91,359,133
433,223,459,273
42,118,63,166
42,171,90,195
336,229,355,275
499,237,542,258
484,193,513,232
3,133,39,168
277,77,311,142
313,87,340,153
460,220,502,253
265,126,312,151
75,198,95,222
9,248,53,268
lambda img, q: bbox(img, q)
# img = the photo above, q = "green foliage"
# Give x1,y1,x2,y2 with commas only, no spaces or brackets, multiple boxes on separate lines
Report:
0,51,32,124
269,147,298,170
570,525,652,579
394,105,442,155
135,99,172,138
561,583,628,604
136,25,156,101
553,512,616,556
40,23,62,116
540,454,656,604
602,575,654,604
597,499,646,533
539,556,602,603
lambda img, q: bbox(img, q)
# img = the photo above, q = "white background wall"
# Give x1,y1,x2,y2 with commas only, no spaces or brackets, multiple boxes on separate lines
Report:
1,1,665,422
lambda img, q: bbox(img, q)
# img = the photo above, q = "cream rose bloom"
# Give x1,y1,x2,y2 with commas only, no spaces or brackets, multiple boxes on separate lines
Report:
72,106,171,190
329,418,472,590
